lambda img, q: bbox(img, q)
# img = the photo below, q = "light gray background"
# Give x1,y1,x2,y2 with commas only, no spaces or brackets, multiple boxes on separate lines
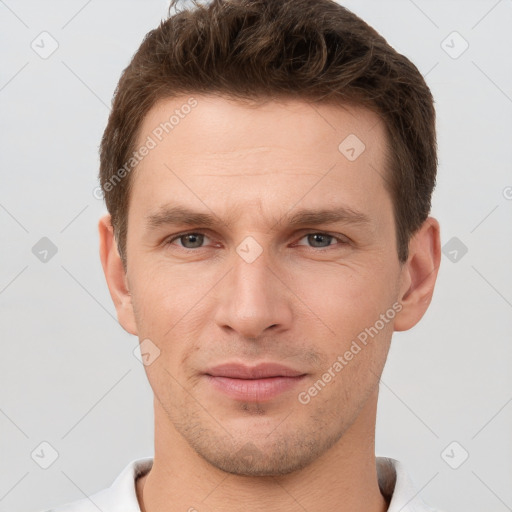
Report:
1,1,511,511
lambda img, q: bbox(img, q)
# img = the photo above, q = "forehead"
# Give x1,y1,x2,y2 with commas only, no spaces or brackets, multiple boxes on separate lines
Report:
128,94,391,224
135,94,388,158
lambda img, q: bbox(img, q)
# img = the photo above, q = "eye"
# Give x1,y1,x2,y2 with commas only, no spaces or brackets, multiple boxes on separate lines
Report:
168,232,210,249
165,231,349,251
295,232,347,248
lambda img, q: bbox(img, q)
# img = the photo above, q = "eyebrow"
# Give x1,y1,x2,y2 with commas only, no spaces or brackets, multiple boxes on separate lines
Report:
145,205,372,233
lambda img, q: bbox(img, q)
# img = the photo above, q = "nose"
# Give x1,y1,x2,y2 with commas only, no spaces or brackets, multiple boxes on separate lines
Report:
214,249,293,339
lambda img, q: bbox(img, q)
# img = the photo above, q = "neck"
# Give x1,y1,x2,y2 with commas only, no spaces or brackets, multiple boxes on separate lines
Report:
137,388,388,512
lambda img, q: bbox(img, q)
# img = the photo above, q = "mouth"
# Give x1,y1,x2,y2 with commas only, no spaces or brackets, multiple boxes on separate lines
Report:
204,362,307,402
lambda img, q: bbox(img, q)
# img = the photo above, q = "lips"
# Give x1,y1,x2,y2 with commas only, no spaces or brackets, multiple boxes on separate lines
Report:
204,362,307,401
205,362,305,379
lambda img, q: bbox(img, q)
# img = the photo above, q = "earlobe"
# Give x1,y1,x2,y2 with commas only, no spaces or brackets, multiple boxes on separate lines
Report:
394,217,441,332
98,214,138,336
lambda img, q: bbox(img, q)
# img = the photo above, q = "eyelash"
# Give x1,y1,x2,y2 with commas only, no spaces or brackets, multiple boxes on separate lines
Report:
165,231,350,251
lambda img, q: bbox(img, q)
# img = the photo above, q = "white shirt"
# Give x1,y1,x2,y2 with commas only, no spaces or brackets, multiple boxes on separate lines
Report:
45,456,443,512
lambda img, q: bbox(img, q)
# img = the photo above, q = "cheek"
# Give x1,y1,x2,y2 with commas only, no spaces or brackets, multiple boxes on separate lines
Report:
131,260,210,318
129,262,217,370
128,278,175,351
289,260,397,389
290,262,390,339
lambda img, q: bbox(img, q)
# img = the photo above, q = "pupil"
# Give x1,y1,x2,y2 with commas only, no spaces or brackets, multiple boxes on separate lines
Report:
182,233,203,248
309,233,331,247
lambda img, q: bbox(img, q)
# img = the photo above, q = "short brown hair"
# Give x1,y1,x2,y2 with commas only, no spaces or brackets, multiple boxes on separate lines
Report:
99,0,437,269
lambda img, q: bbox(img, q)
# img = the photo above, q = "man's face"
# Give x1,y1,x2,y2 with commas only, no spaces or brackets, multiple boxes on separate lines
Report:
123,95,406,475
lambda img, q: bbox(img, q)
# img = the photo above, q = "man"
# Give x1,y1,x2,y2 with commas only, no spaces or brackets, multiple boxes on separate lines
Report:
47,0,442,510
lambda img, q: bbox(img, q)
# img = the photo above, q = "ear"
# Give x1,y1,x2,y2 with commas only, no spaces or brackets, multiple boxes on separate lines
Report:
98,213,138,336
394,216,441,331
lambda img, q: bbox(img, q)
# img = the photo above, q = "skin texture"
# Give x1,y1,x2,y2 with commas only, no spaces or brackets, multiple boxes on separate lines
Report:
99,95,441,512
